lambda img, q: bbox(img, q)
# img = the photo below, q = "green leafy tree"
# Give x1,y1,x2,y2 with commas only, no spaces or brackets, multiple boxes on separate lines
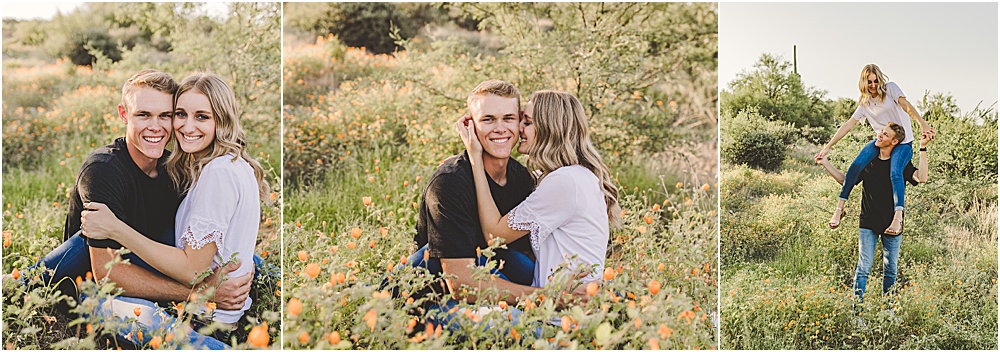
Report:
721,53,831,133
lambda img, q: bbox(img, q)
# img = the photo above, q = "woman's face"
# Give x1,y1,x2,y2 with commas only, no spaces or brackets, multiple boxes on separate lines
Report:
517,102,536,155
866,73,879,96
173,91,216,154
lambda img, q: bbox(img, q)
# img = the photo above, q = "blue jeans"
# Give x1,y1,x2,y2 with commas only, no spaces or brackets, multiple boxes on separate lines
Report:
400,244,535,286
87,294,228,349
853,228,901,299
30,232,270,348
392,244,538,334
839,140,913,211
31,232,268,294
30,233,162,294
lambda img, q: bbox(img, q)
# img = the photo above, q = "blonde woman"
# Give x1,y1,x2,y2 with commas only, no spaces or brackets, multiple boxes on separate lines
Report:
82,73,269,346
457,90,620,289
815,64,935,234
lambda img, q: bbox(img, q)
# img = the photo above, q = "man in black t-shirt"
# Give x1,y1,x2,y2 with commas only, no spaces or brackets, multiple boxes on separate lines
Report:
403,80,548,305
817,122,931,303
27,70,250,310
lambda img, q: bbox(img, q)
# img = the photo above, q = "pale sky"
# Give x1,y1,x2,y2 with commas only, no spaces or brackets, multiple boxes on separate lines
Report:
720,2,998,115
1,2,231,21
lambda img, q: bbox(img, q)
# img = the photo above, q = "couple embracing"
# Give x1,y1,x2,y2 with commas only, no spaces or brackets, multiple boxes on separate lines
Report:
16,70,270,348
400,80,619,321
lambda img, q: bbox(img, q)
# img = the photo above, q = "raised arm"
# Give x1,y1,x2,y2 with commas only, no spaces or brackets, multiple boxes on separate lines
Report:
455,116,530,245
815,155,845,185
913,132,931,183
898,96,935,140
815,117,859,159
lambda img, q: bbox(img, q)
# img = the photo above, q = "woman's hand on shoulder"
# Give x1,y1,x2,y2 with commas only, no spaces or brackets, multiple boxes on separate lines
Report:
80,202,124,241
454,114,482,158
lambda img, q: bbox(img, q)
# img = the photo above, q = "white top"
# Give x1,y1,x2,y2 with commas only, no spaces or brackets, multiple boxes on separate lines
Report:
851,81,915,144
506,165,609,288
174,154,261,324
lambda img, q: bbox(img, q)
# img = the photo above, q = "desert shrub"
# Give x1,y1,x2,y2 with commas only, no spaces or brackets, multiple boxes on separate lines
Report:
64,28,121,66
924,104,998,184
721,108,795,171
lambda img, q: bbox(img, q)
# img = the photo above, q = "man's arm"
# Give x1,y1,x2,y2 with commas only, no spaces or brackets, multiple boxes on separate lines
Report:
816,117,859,159
913,133,931,183
90,245,252,310
815,155,845,185
440,258,537,305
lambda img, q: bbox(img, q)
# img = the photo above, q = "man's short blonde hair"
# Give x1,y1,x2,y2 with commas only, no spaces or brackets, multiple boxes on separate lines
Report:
467,79,520,113
121,69,178,112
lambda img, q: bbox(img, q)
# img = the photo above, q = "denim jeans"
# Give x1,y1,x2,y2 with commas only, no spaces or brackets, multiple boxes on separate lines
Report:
29,232,270,347
839,139,913,211
853,228,902,299
390,244,538,334
88,294,229,349
399,244,535,286
30,232,164,295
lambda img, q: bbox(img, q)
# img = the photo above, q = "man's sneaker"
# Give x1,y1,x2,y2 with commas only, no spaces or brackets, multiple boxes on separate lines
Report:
855,316,868,329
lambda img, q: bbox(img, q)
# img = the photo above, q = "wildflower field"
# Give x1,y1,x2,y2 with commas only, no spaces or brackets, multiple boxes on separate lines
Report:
281,3,719,349
720,92,999,347
2,3,282,349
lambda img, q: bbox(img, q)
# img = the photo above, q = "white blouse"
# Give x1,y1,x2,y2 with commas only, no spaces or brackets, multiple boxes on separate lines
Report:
174,154,261,324
506,165,609,288
851,81,915,144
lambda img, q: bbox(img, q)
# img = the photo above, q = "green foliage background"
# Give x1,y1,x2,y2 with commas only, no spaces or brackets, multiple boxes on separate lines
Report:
2,3,282,349
720,53,998,349
283,2,719,349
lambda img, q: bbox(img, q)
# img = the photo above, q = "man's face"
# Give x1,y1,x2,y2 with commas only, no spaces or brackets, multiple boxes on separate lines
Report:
120,87,172,162
468,94,519,161
874,125,899,148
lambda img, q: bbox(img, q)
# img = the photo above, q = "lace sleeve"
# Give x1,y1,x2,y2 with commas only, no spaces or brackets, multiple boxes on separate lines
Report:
180,216,227,250
507,204,554,253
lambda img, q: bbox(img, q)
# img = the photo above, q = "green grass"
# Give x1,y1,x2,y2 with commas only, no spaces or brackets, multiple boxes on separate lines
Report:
721,143,998,349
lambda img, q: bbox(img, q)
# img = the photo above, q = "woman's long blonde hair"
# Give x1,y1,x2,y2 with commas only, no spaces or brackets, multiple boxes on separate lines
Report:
166,73,270,202
524,90,621,228
858,63,889,106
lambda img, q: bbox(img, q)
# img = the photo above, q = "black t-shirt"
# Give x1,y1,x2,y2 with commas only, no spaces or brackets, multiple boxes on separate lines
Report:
64,137,179,249
856,157,918,235
415,151,534,258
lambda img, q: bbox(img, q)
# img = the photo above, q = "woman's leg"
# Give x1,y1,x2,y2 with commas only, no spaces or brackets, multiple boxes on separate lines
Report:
97,295,229,349
833,140,878,227
839,139,879,201
885,142,913,233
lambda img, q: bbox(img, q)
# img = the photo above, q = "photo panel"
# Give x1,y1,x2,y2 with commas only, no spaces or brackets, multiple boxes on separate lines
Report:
282,2,719,349
1,2,282,349
719,2,998,349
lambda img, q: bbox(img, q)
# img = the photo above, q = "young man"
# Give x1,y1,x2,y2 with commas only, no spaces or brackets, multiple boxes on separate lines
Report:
816,122,931,307
28,69,251,310
402,80,586,308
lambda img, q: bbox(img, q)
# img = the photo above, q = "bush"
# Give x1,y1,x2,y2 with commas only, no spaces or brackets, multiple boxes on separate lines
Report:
65,28,121,66
721,108,795,172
